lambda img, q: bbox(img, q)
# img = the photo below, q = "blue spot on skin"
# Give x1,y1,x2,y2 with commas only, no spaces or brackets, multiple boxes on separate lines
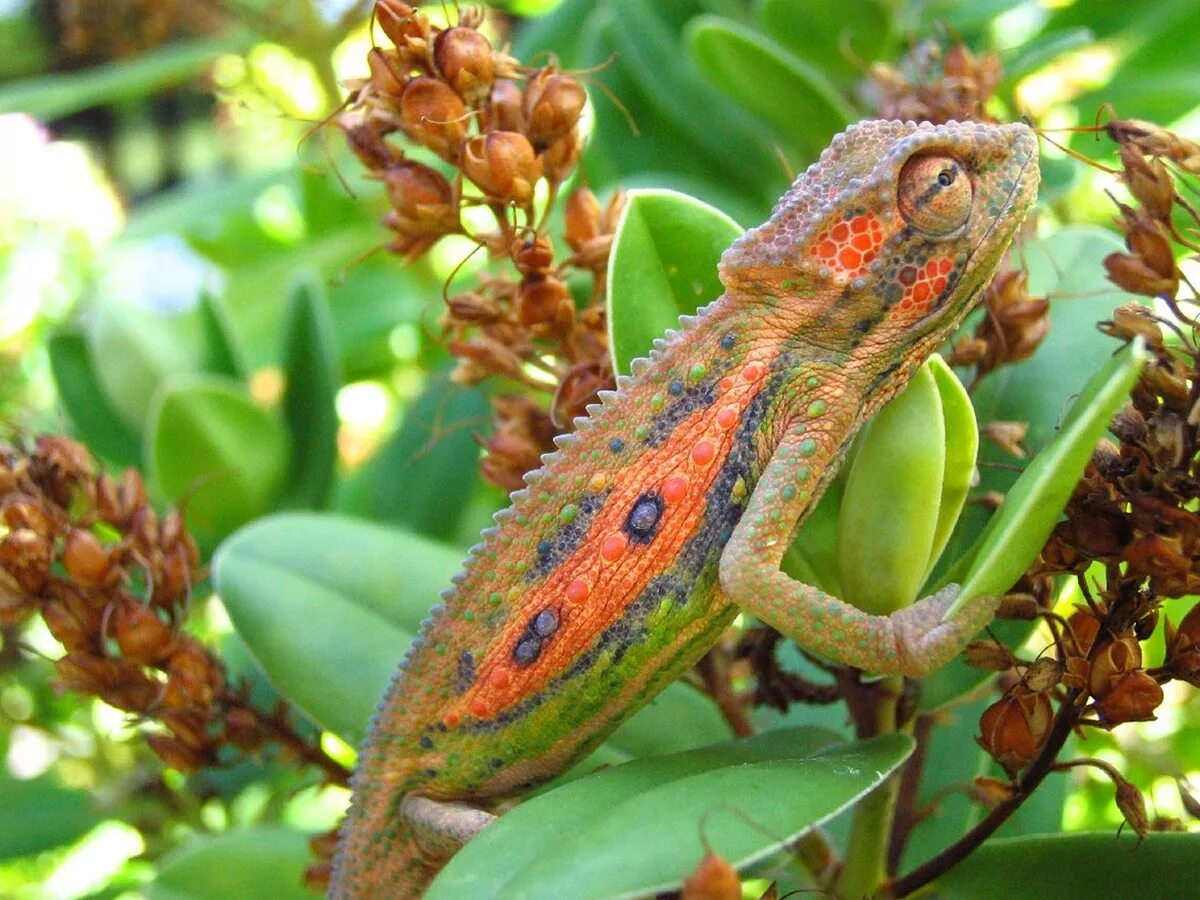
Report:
533,608,559,637
513,637,541,666
419,736,434,749
669,380,684,396
721,333,735,350
610,438,625,452
537,539,552,556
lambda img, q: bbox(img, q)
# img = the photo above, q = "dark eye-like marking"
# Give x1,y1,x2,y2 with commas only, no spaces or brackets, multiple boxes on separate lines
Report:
897,154,972,237
624,492,664,543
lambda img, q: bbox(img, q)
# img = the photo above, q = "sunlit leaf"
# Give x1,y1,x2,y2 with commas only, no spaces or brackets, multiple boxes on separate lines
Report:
147,827,312,900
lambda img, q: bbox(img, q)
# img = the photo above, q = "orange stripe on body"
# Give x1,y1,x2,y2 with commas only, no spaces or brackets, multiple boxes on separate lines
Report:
453,356,775,721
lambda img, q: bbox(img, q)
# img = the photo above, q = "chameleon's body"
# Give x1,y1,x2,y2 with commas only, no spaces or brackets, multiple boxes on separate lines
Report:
332,119,1039,897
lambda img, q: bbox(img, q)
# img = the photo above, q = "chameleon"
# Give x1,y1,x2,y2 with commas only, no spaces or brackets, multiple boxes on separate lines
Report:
331,118,1039,897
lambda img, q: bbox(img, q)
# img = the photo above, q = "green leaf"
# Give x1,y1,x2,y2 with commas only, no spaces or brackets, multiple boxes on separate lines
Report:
1001,28,1094,87
949,338,1147,616
933,831,1200,899
925,355,978,582
88,301,202,432
0,32,253,120
607,189,741,374
47,329,142,466
146,374,290,542
213,512,462,743
427,730,912,899
686,16,855,160
197,292,247,379
280,281,341,509
147,827,313,900
758,0,891,84
0,775,99,861
336,372,490,541
838,362,945,615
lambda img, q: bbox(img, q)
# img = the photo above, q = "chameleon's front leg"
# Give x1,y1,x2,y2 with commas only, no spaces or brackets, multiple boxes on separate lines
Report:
719,431,997,678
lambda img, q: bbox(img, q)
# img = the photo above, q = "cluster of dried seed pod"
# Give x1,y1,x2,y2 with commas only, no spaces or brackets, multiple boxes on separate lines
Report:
867,41,1001,125
339,1,626,491
0,436,347,783
946,267,1051,389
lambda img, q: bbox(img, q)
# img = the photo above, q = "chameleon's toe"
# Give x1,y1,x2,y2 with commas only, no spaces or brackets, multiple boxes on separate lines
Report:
892,585,999,677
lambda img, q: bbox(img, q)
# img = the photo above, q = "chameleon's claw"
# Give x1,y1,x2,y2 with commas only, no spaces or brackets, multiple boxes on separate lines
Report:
890,584,999,677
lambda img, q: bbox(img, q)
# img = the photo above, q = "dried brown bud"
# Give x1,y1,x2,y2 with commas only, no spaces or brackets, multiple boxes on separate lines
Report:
114,600,175,665
383,161,460,238
1110,404,1148,445
63,528,110,585
552,361,612,430
971,775,1016,805
681,851,741,900
1066,607,1101,657
374,0,421,48
1120,144,1175,222
977,688,1053,777
41,599,91,651
445,292,504,325
479,395,557,492
1099,303,1163,347
516,277,572,329
523,70,587,149
365,46,407,100
339,116,397,171
964,640,1017,671
434,27,494,104
1088,634,1142,697
997,592,1040,620
400,77,468,160
461,131,541,204
32,436,93,506
1024,658,1064,693
147,733,208,773
0,528,52,594
224,706,266,752
512,234,555,275
485,79,525,133
565,186,602,252
1166,602,1200,687
982,420,1028,459
1114,772,1150,838
1,494,55,537
1094,669,1164,726
1107,117,1200,174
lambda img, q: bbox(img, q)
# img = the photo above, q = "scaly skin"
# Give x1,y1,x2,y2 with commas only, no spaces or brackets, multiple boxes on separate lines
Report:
331,119,1040,897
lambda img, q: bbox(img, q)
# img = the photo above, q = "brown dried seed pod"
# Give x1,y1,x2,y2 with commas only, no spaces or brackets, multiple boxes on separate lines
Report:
1099,303,1164,347
366,46,407,100
540,131,582,185
400,77,468,161
681,851,741,900
1103,252,1178,298
1093,669,1164,726
382,161,460,237
147,733,208,773
523,70,587,149
1120,143,1175,222
0,528,52,594
460,131,541,204
964,640,1017,671
433,26,495,104
1088,634,1142,698
565,186,602,252
41,599,91,651
485,79,525,133
63,528,111,585
1,494,55,537
374,0,420,48
512,234,555,275
114,600,176,665
516,276,572,328
977,688,1053,777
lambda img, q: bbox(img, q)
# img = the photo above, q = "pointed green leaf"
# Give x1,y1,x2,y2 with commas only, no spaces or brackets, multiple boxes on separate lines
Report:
428,730,911,899
0,774,99,862
607,189,741,374
147,827,313,900
47,329,142,466
146,374,289,543
280,280,341,508
839,362,945,615
197,291,246,379
949,338,1147,616
686,16,855,160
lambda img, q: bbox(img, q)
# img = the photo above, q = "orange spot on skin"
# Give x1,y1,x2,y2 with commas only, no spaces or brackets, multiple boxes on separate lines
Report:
851,215,869,233
692,440,716,466
490,668,512,688
663,474,688,503
933,277,947,294
838,247,861,269
816,239,837,259
743,362,764,381
600,533,627,561
851,233,874,251
444,711,461,728
719,376,735,392
913,283,931,304
470,697,490,717
831,222,850,241
716,405,739,429
940,258,953,274
566,579,590,603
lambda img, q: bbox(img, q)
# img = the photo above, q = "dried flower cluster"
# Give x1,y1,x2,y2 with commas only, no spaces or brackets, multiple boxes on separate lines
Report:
0,436,348,783
339,0,624,490
966,118,1200,837
946,266,1051,390
867,41,1001,125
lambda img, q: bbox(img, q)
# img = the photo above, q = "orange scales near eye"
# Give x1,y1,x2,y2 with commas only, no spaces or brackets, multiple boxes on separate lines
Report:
811,213,884,275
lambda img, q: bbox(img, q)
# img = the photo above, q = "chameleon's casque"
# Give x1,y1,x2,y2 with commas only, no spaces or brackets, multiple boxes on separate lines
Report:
331,119,1039,897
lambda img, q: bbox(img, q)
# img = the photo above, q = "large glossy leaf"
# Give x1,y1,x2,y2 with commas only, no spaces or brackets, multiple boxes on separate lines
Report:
280,280,340,509
336,372,490,541
213,512,460,744
607,189,741,374
687,16,855,160
838,362,945,615
146,374,290,542
758,0,891,84
0,775,99,862
47,329,142,466
933,831,1200,899
428,729,912,899
146,827,312,900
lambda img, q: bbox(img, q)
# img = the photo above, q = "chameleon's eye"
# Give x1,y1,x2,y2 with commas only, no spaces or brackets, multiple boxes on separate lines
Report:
897,154,972,237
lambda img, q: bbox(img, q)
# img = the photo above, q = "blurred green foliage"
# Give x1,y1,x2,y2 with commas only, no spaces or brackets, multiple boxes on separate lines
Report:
1,0,1199,897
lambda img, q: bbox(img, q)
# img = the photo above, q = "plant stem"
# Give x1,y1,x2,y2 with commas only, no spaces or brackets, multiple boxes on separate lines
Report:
835,674,905,899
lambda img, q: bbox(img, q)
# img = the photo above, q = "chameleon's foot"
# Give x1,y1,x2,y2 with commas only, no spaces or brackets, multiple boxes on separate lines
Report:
401,794,496,860
889,584,999,677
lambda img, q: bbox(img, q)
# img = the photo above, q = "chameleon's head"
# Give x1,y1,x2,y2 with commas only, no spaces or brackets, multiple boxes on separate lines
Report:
722,119,1039,374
